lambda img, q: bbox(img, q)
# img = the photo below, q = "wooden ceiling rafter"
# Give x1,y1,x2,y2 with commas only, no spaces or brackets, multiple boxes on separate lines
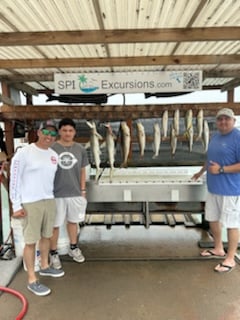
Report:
2,103,240,122
221,78,240,92
0,27,239,46
0,54,238,69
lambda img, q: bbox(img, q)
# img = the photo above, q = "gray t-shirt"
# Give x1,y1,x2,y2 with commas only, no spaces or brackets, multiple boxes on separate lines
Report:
51,142,89,198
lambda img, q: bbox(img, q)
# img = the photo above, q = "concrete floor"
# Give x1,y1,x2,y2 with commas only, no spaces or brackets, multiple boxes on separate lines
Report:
1,225,240,320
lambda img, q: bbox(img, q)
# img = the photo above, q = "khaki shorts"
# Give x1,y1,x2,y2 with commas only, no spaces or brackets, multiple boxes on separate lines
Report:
54,196,87,227
22,199,56,244
205,192,240,228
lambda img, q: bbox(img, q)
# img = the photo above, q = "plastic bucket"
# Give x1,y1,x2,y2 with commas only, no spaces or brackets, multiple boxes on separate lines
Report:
23,248,40,272
11,218,24,257
57,224,69,255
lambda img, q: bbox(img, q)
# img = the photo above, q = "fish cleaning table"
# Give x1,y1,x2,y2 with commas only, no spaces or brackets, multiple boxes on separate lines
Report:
87,167,206,203
87,167,206,227
86,167,207,228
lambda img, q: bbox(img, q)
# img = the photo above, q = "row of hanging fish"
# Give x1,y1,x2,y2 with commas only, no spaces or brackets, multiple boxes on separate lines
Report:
86,120,139,181
160,109,209,158
85,111,210,181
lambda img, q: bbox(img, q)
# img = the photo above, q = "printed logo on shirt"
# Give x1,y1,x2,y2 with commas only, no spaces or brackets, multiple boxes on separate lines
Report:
51,156,58,164
58,151,77,169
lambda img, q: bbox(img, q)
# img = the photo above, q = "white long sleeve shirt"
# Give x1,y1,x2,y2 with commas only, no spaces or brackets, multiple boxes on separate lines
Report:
10,143,58,212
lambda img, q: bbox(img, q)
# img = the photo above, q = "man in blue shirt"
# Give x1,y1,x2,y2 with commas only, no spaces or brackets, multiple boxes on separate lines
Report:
193,108,240,273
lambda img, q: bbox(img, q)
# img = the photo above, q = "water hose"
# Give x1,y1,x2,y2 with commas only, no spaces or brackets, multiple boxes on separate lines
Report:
0,286,28,320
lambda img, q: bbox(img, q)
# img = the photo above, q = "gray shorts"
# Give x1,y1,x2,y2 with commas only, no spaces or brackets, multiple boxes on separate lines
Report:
205,192,240,228
22,199,56,244
54,196,87,227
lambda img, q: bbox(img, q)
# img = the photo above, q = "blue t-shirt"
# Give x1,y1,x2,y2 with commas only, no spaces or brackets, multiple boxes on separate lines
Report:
207,128,240,195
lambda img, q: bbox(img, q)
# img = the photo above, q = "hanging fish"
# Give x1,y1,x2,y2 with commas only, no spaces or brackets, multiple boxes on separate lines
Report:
104,123,116,182
184,109,193,132
152,122,161,159
120,121,131,168
184,109,194,152
173,109,180,136
196,109,204,141
136,121,146,159
170,123,177,158
162,110,168,139
186,125,194,152
203,119,209,153
86,120,103,181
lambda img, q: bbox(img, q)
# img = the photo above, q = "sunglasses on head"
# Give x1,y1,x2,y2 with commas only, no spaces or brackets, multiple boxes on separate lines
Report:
41,129,58,137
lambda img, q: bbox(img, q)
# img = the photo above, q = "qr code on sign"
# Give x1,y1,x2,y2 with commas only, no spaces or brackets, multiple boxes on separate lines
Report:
183,72,201,90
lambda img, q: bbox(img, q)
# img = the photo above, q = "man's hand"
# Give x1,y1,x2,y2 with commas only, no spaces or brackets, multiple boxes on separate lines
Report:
12,209,26,218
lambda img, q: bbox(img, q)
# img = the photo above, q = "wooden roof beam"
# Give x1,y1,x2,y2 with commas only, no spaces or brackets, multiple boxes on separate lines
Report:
0,27,239,46
1,103,240,121
10,82,39,96
203,70,240,79
221,78,240,92
0,55,239,69
0,94,14,105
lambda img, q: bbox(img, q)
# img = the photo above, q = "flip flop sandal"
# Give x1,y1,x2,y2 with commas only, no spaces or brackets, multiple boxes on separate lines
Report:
200,249,225,258
214,263,235,273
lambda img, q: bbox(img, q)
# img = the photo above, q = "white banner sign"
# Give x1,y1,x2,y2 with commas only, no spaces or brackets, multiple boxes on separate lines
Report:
54,71,202,94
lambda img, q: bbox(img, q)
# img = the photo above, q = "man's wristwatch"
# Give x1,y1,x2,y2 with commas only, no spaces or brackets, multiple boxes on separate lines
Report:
219,166,224,174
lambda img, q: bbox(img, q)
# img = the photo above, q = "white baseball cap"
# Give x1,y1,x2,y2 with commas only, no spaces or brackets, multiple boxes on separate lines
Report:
216,108,235,119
